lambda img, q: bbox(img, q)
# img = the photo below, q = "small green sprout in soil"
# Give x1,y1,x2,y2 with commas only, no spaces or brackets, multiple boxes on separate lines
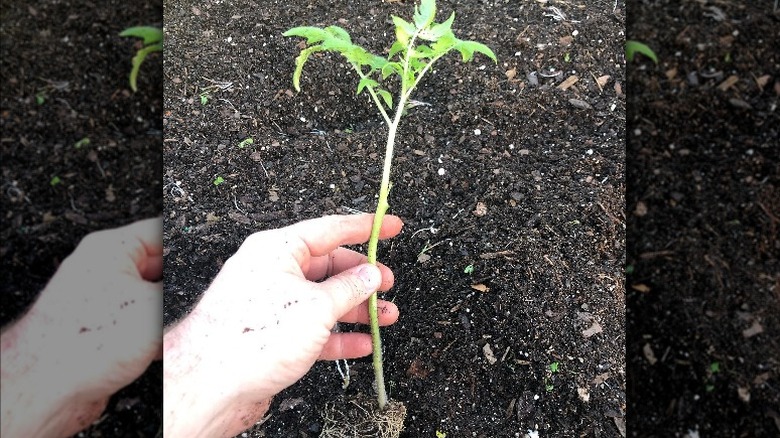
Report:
213,176,225,186
238,137,254,148
199,92,210,105
285,0,495,421
704,361,720,392
119,26,162,92
544,361,560,392
49,176,62,187
74,137,90,149
464,264,474,274
709,362,720,374
626,40,658,64
35,92,46,105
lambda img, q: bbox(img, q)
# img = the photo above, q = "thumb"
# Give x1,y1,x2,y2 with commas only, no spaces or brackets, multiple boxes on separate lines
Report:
318,263,382,321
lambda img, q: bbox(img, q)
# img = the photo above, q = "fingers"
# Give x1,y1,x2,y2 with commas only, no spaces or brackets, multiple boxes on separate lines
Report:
338,299,399,325
315,264,383,322
287,214,403,259
318,332,374,360
119,217,163,281
305,247,395,291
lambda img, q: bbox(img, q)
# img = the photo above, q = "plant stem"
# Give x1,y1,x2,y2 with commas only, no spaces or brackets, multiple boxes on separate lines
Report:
367,88,409,410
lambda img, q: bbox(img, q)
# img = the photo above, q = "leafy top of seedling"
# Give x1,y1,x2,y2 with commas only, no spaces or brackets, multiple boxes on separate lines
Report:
74,137,90,149
119,26,163,92
626,40,658,64
238,137,254,148
119,26,162,46
284,0,495,125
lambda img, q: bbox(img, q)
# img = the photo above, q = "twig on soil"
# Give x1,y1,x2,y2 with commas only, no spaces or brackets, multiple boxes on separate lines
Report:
597,201,621,224
340,206,367,215
410,225,439,239
757,201,779,224
231,192,246,214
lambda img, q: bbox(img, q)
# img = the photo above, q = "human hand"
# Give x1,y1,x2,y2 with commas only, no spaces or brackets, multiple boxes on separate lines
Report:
1,218,163,438
163,214,404,438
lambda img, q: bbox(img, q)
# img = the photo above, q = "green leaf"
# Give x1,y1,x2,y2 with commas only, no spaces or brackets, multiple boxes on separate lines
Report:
431,32,457,53
414,0,437,29
409,57,426,73
626,40,658,63
453,40,497,63
419,12,455,41
213,176,225,186
74,137,90,149
343,45,370,66
119,26,162,45
357,77,379,95
325,25,352,43
381,62,403,79
321,36,353,53
292,45,324,92
388,40,406,59
238,137,254,148
283,26,330,45
392,16,415,46
377,89,393,109
411,45,435,58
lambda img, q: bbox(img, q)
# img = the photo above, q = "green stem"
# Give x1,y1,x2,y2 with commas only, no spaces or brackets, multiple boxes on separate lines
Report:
367,86,409,410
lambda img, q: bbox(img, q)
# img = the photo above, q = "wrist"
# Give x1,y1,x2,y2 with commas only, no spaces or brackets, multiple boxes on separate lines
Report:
1,315,106,438
163,312,276,438
163,316,234,437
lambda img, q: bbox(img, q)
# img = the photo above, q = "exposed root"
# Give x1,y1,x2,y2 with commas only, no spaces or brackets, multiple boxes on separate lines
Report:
320,398,406,438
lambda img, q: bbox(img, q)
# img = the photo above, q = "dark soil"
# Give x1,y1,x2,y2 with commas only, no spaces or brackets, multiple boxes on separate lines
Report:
163,1,626,436
1,0,162,435
626,1,780,436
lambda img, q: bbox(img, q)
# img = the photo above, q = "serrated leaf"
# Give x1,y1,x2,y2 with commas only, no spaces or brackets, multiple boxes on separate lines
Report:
370,55,388,70
377,89,393,109
388,40,406,59
454,40,497,63
431,32,457,53
411,45,435,58
381,62,403,79
119,26,162,45
321,36,353,52
409,57,426,72
419,12,455,41
292,45,323,91
392,16,415,46
282,26,330,45
325,25,352,43
414,0,437,29
357,77,379,95
626,40,658,63
344,45,374,66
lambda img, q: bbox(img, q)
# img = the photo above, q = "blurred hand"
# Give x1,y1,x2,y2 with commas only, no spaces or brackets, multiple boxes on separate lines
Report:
163,214,403,438
1,218,163,438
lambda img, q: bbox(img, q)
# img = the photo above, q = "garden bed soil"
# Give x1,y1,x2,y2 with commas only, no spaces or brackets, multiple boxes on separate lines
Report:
1,0,163,435
627,1,780,436
163,0,626,436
